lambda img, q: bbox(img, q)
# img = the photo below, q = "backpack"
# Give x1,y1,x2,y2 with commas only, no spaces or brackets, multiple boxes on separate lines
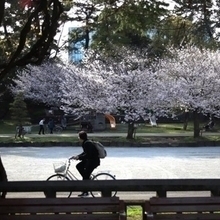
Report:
86,140,107,159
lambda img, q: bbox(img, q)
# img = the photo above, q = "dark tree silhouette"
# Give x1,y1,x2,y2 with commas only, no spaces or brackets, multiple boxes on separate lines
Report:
0,0,64,193
0,157,7,198
0,0,63,81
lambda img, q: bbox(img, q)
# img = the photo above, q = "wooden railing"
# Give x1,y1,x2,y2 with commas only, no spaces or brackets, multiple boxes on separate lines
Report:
2,179,220,220
1,179,220,197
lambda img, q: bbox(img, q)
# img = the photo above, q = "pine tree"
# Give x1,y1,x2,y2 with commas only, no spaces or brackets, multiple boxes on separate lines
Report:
9,92,30,126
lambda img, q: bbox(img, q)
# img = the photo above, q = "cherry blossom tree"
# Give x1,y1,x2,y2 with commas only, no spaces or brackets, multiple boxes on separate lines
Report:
71,49,158,138
60,60,114,116
10,51,150,138
10,59,112,116
10,62,67,107
76,49,165,139
10,48,166,139
13,47,220,139
105,62,155,139
154,46,220,137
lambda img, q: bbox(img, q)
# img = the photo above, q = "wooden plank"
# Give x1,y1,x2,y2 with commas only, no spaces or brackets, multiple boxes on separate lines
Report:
146,197,220,219
0,197,120,206
2,179,220,193
149,213,220,220
150,204,220,213
0,205,120,214
149,197,220,205
0,197,123,219
119,200,126,220
0,214,120,220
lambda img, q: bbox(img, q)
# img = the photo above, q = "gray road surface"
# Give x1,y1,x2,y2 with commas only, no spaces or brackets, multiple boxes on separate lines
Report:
1,146,220,199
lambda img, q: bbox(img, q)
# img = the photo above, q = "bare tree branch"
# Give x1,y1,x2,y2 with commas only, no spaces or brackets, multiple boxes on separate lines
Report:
0,0,5,26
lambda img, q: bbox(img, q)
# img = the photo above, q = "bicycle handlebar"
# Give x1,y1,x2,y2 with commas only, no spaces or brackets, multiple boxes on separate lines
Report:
67,157,78,168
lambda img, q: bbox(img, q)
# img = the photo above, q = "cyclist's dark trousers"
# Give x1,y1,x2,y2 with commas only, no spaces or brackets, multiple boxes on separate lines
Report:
76,160,99,180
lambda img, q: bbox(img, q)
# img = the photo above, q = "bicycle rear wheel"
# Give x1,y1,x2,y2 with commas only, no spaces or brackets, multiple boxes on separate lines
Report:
90,173,117,197
46,174,72,198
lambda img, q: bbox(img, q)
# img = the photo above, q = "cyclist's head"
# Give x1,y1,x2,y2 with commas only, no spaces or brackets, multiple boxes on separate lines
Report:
78,131,87,141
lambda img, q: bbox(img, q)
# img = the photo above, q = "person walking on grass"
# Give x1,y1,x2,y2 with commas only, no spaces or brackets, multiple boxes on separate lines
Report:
38,118,45,135
69,131,100,197
47,118,55,134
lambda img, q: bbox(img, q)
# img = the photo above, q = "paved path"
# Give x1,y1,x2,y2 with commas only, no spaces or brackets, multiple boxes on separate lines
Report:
2,146,219,199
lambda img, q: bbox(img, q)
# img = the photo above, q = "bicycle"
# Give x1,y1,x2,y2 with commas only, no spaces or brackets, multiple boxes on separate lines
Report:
46,159,117,198
45,124,63,134
53,125,63,133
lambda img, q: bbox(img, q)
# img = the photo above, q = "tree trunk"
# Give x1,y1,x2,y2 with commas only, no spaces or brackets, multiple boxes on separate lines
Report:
193,110,200,138
183,111,189,130
126,122,135,139
0,157,7,198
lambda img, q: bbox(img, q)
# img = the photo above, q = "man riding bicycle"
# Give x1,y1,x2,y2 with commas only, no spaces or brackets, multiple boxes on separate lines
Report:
69,131,100,197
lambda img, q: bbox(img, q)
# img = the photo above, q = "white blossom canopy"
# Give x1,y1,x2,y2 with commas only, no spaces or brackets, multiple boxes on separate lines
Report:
10,47,220,123
154,46,220,117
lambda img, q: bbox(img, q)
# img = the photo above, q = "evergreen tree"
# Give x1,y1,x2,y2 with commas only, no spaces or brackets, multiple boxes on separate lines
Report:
153,15,193,48
172,0,220,48
9,92,30,125
67,0,170,58
67,0,100,53
92,0,169,54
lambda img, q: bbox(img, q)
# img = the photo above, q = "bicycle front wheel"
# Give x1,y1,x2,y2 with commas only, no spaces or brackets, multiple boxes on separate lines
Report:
90,173,117,197
46,174,72,198
54,126,62,133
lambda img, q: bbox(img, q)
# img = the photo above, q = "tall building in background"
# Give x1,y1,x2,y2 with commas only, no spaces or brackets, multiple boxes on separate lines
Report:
68,27,94,63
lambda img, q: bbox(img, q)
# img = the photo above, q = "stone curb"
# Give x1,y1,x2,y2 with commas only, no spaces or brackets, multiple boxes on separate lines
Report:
1,141,220,147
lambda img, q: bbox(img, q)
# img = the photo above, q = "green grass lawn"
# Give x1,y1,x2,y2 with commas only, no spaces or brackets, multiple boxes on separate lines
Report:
2,119,219,134
0,120,220,144
126,206,142,220
0,120,15,133
133,123,194,133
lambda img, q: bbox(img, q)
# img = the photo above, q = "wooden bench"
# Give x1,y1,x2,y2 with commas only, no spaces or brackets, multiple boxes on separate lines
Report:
0,197,126,220
145,196,220,220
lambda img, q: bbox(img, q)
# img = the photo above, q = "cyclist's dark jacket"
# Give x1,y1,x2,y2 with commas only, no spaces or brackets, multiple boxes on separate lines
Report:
77,139,100,166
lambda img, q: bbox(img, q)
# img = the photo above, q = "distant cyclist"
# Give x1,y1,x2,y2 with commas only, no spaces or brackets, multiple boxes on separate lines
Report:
69,131,100,197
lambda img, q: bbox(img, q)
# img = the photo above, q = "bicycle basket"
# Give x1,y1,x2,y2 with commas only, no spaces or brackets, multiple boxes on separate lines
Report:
53,162,66,173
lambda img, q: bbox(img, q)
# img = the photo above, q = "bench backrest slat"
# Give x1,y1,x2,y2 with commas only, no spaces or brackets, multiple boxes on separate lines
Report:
0,214,120,220
0,204,120,213
0,197,125,220
150,213,220,220
0,197,120,205
146,197,220,220
148,197,220,213
150,197,220,205
150,204,220,212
